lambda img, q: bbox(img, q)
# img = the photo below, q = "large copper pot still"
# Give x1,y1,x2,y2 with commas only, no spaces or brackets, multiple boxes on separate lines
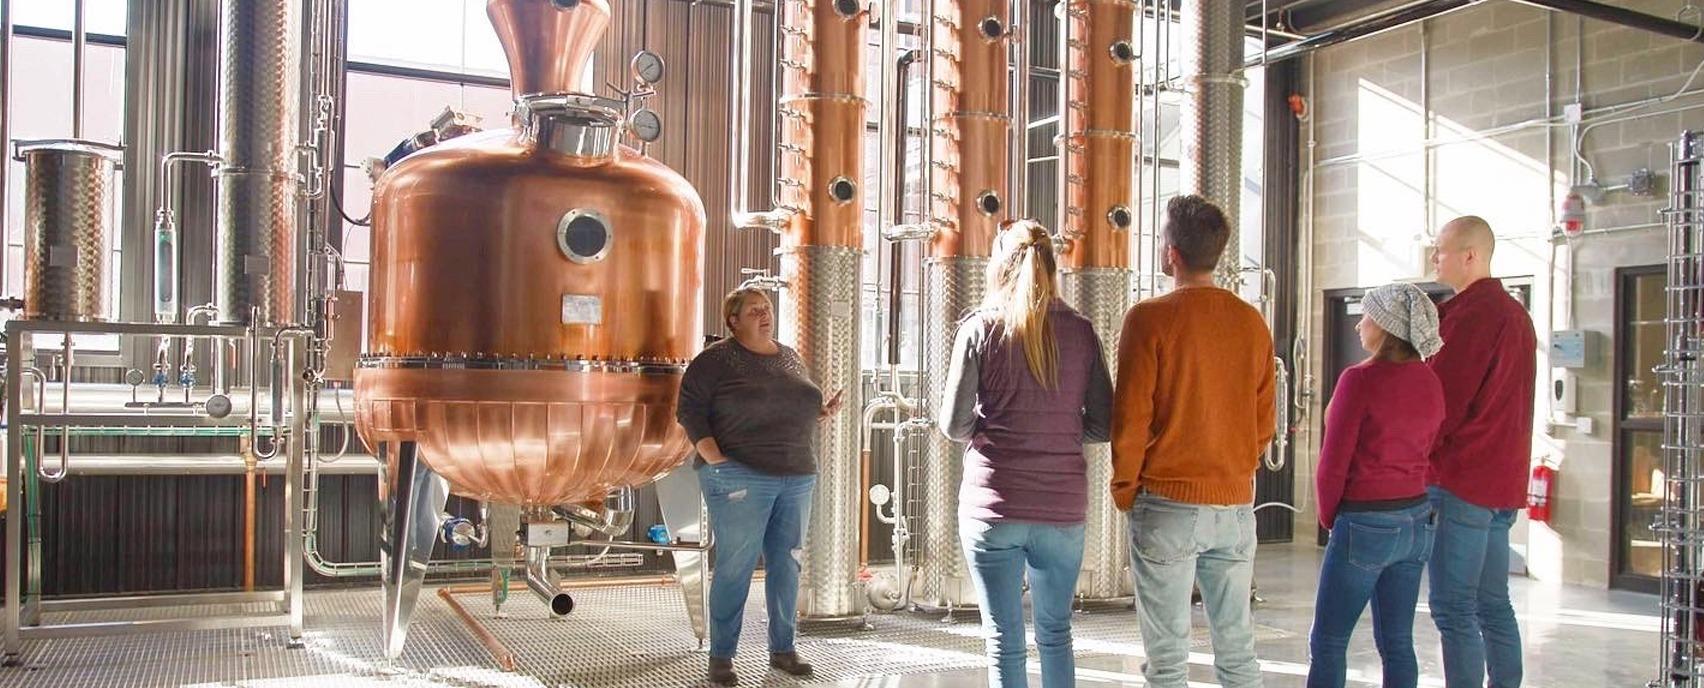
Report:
354,0,707,508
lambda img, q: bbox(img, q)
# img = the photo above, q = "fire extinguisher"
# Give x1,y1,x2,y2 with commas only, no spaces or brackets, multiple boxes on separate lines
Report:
1528,463,1558,523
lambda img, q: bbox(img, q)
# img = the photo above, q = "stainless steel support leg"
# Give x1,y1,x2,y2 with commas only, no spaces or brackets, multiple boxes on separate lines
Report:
378,440,448,660
4,337,23,665
653,464,708,643
284,337,306,646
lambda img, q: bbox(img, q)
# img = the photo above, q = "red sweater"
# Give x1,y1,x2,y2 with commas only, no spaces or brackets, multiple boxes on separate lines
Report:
1427,278,1538,509
1316,360,1444,528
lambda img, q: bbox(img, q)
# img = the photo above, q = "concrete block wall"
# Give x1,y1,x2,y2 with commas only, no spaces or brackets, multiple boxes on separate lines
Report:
1297,0,1704,589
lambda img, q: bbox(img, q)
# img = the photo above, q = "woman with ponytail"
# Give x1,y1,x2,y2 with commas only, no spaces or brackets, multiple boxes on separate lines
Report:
938,219,1114,687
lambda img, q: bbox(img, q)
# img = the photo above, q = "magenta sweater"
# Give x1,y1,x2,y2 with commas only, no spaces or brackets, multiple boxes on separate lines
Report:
1316,359,1445,528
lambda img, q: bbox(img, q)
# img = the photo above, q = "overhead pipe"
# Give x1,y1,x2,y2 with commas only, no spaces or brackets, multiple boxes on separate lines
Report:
1252,0,1477,65
1510,0,1704,45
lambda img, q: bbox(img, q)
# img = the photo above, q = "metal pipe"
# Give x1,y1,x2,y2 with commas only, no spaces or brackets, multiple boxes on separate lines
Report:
1511,0,1704,44
1254,0,1477,65
728,0,788,232
524,548,574,616
1056,0,1072,241
38,337,73,484
1009,0,1028,217
71,0,84,139
1,0,10,297
887,49,919,375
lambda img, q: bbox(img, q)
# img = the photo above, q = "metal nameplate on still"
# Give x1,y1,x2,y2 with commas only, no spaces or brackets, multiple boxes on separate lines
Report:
526,521,571,547
561,294,602,325
47,246,78,268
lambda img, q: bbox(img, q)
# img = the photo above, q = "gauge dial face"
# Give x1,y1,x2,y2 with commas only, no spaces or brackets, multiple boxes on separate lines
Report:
629,109,663,143
631,51,665,85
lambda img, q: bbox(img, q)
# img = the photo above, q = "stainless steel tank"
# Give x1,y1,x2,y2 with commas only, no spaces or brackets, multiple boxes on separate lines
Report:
14,139,123,322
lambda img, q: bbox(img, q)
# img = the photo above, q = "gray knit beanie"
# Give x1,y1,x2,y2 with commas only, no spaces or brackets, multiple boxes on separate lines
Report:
1362,283,1443,359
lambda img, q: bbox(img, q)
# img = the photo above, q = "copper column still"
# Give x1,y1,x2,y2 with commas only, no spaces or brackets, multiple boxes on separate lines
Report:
1058,0,1138,601
757,0,869,620
915,0,1014,611
354,0,706,656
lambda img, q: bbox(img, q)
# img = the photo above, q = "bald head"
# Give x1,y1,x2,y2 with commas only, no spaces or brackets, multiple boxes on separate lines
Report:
1432,215,1495,292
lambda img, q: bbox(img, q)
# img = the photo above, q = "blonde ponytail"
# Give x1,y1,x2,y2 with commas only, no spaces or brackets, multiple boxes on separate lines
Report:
984,220,1060,389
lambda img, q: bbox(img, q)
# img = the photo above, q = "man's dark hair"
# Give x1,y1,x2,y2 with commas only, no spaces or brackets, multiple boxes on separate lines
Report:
1163,194,1230,273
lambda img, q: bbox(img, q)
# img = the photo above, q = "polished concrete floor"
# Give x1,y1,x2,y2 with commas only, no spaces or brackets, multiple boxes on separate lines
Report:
0,541,1660,687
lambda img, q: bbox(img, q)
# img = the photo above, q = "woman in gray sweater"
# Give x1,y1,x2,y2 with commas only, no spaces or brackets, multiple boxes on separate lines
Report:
676,287,842,687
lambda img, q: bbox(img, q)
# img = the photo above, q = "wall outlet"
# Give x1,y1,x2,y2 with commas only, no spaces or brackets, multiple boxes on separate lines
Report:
1574,416,1594,435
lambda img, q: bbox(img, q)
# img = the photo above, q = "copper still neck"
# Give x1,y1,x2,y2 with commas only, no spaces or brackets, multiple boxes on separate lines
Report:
488,0,611,99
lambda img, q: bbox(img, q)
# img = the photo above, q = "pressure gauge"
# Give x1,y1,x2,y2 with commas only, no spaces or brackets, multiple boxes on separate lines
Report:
629,109,663,143
124,369,146,387
204,394,233,419
631,51,665,86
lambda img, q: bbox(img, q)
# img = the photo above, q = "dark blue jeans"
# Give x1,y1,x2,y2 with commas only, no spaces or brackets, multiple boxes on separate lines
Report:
699,461,816,660
1427,486,1523,688
1307,501,1434,688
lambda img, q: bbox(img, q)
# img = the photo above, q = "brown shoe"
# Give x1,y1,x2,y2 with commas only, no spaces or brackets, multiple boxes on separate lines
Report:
769,651,814,677
708,657,738,686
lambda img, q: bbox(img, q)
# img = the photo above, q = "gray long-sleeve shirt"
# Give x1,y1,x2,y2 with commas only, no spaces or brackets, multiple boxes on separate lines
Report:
938,300,1113,524
676,338,823,476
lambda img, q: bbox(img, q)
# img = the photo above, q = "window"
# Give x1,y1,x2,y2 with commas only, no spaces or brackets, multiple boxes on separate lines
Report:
1614,266,1665,592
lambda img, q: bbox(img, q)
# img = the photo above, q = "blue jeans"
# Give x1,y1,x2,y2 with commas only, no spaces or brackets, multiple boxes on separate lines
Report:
959,517,1085,688
699,461,816,660
1127,493,1261,688
1427,486,1523,688
1307,502,1434,688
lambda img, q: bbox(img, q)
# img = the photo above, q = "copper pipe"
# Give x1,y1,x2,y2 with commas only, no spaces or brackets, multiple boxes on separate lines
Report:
1059,0,1136,270
437,587,517,672
242,436,256,592
928,0,1013,259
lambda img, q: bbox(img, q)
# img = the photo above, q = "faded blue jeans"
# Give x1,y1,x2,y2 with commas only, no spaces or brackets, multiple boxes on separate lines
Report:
1128,492,1261,688
1427,486,1523,688
960,517,1086,688
699,460,816,660
1307,501,1435,688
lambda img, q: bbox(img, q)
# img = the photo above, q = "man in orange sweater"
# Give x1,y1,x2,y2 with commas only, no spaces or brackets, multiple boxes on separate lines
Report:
1112,195,1275,688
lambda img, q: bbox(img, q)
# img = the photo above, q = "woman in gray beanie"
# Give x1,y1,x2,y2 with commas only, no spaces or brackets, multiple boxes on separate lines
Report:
1307,282,1445,688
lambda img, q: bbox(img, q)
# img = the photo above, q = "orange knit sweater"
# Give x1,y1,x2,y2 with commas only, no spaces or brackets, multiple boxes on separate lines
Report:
1111,287,1276,510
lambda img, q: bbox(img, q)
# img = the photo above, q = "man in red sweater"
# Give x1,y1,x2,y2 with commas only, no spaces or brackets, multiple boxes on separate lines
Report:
1426,216,1536,688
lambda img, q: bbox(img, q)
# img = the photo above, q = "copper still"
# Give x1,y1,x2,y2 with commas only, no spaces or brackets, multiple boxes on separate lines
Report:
1058,0,1139,601
354,0,706,509
915,0,1015,610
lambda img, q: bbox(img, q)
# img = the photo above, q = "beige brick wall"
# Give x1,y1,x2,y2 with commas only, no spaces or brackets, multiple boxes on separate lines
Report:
1298,0,1704,589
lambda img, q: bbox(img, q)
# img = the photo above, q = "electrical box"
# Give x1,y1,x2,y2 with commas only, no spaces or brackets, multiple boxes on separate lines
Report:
1550,329,1590,368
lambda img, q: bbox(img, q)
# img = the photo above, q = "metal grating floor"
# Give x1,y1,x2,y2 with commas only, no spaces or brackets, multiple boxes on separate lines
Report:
0,582,1288,687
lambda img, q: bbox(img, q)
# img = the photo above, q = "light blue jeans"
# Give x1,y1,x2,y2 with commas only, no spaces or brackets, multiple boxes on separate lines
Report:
1427,486,1523,688
699,461,816,660
1128,492,1261,688
960,517,1086,688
